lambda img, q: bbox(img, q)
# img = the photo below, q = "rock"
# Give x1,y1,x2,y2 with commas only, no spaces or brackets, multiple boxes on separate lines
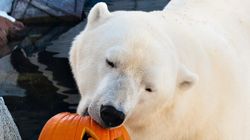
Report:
0,97,22,140
0,0,13,13
11,0,85,23
46,21,86,58
84,0,170,12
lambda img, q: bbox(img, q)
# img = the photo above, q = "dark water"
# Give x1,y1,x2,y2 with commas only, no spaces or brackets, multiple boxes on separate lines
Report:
1,48,80,140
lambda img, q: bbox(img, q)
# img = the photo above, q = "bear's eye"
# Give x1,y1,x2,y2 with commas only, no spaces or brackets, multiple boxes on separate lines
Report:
106,59,116,68
145,88,153,92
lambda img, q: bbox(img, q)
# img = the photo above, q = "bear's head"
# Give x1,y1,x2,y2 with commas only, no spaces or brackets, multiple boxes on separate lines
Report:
69,2,198,128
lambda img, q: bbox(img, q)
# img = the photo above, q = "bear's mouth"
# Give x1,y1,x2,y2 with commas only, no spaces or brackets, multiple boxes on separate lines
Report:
83,108,89,116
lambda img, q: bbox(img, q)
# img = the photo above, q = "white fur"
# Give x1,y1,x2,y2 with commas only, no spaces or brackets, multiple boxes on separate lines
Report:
69,1,250,139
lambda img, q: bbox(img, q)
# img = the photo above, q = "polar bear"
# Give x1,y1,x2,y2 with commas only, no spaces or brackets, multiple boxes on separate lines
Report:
69,0,250,139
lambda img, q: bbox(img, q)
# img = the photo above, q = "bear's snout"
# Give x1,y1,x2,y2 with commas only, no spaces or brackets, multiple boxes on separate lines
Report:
100,105,125,128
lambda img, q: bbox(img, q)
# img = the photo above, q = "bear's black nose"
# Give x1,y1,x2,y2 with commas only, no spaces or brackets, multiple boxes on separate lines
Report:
100,105,125,127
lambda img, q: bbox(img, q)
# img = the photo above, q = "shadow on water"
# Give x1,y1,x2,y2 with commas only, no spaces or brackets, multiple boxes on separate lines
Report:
2,48,79,140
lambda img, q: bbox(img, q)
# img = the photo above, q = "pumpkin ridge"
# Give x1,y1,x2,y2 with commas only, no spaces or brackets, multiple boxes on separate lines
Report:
40,112,70,140
52,113,72,140
64,113,79,140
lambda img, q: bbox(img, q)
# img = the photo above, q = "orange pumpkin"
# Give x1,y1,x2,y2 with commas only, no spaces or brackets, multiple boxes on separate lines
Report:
39,112,130,140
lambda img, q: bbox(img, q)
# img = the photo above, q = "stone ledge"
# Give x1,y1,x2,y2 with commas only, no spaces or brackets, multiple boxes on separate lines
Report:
0,97,21,140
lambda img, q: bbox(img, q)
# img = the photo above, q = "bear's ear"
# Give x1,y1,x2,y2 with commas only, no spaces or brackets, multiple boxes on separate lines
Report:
86,2,111,29
177,64,199,91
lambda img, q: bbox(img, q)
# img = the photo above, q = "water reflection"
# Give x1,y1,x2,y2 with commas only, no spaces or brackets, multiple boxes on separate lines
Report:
1,48,79,140
0,54,25,97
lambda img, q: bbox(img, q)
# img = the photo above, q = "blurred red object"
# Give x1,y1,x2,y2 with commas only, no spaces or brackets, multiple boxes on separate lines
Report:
0,16,24,57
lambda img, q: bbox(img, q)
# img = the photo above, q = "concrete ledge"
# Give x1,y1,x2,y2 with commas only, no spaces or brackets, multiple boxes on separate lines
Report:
0,97,21,140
